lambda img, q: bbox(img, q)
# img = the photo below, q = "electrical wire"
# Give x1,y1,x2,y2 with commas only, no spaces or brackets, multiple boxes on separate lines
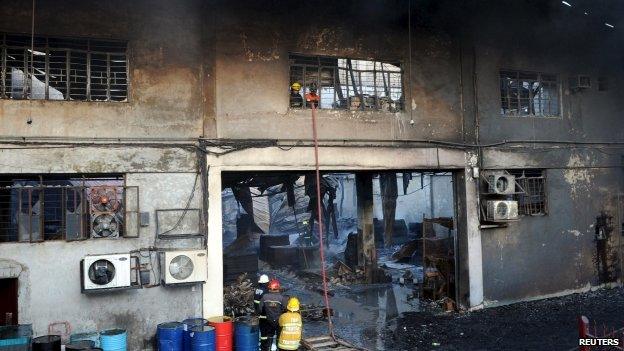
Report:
156,172,200,236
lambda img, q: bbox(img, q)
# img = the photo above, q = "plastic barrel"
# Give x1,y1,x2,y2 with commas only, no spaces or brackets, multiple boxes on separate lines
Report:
157,322,184,351
183,318,208,351
66,340,96,350
189,326,215,351
32,335,61,351
207,317,233,351
71,332,101,347
234,316,259,351
100,329,127,351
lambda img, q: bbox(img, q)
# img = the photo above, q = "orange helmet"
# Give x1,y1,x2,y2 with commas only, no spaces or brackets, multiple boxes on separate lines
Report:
268,279,280,292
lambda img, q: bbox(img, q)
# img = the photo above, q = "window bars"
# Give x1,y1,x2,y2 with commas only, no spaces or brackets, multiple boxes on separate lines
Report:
289,54,403,112
500,70,559,117
509,169,547,215
0,33,128,102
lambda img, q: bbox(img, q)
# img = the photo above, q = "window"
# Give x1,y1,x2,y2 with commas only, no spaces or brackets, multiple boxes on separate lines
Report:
500,70,559,117
288,54,403,111
0,175,137,243
508,169,547,215
1,33,128,102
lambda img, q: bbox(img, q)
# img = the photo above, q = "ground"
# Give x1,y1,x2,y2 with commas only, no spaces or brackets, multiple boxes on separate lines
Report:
384,286,624,351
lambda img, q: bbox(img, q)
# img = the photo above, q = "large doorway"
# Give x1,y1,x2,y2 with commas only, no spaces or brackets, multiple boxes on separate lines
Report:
0,278,18,325
220,170,458,350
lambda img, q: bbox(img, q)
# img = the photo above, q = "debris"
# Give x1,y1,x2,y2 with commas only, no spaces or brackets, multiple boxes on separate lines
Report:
223,273,254,317
300,304,333,321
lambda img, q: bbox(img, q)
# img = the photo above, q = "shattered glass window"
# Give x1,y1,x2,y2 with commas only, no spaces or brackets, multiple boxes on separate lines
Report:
500,70,559,117
289,54,403,112
0,33,128,102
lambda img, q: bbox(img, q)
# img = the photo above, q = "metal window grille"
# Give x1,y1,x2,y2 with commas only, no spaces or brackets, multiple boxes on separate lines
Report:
0,33,128,102
500,70,559,117
289,54,403,112
509,169,547,215
0,176,136,243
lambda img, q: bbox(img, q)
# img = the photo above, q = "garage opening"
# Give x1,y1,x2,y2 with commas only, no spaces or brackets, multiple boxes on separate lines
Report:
221,170,457,349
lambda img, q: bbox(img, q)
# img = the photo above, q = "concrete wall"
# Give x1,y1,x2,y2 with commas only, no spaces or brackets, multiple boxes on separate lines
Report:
0,0,207,139
213,0,464,141
0,146,203,350
468,2,624,304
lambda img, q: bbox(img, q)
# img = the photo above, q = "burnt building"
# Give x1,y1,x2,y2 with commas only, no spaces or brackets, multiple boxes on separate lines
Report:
0,0,623,349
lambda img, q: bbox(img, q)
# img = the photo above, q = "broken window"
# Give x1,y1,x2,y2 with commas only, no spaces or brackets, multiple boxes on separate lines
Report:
288,54,403,112
0,175,135,243
0,33,128,102
509,169,547,215
500,70,559,117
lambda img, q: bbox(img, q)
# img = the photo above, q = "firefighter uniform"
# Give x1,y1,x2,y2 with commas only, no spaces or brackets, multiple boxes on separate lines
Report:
259,289,289,351
277,297,303,351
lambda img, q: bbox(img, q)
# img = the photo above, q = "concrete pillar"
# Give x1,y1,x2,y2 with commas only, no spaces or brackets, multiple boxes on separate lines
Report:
204,166,223,317
356,172,377,283
464,168,484,308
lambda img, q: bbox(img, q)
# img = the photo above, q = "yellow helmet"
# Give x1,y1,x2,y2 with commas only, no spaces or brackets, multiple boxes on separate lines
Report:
291,82,301,91
287,297,300,312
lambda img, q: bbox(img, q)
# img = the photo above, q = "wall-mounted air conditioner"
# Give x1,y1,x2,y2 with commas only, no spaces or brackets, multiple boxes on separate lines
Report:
486,174,516,195
81,253,131,292
162,250,207,285
485,200,519,222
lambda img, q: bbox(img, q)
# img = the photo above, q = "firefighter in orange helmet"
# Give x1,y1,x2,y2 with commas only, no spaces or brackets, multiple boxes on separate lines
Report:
259,278,289,351
305,82,320,108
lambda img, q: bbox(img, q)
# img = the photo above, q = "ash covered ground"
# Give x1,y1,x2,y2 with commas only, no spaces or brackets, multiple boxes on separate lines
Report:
384,286,624,351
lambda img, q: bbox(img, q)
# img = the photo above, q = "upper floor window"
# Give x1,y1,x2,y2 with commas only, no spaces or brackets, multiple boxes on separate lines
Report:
289,54,403,112
1,33,128,102
500,70,559,117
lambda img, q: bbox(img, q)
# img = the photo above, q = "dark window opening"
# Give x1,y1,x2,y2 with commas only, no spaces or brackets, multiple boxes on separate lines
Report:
508,169,547,215
0,33,128,102
0,174,126,243
500,70,559,117
598,77,608,91
288,54,403,112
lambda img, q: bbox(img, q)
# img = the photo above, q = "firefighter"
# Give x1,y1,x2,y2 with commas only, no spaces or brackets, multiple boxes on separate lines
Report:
254,274,270,314
277,297,303,351
305,82,320,108
289,82,304,108
259,278,289,351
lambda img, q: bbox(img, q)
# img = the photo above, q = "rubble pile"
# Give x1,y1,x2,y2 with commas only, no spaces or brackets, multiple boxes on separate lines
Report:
300,304,332,321
329,261,366,285
223,273,255,317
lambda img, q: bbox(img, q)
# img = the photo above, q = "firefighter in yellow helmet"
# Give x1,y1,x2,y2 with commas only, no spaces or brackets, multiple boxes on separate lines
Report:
289,82,303,108
277,297,303,351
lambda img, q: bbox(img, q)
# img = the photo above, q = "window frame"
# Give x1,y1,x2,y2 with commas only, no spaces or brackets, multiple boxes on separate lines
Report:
0,32,129,102
288,53,404,112
499,69,561,118
0,174,137,243
509,169,548,216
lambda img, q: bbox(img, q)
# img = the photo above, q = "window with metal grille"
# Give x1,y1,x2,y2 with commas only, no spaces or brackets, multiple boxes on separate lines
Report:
0,175,139,243
288,54,403,112
500,70,559,117
508,169,547,215
0,33,128,102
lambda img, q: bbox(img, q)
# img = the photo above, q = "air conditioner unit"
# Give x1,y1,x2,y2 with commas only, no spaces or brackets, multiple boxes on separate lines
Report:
81,253,131,291
486,200,519,221
569,75,591,90
486,174,516,195
162,250,207,285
